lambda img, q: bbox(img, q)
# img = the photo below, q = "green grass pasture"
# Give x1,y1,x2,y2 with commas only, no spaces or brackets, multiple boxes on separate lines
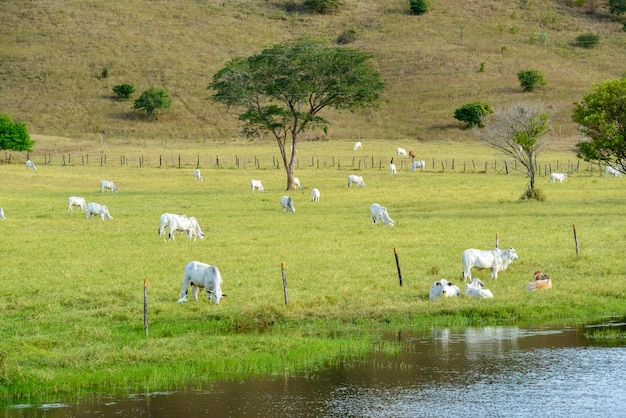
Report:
1,139,625,403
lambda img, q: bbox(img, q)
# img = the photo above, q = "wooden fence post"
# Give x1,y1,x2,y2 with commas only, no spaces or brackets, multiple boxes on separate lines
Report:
281,262,288,305
573,224,579,256
143,279,149,338
394,247,403,287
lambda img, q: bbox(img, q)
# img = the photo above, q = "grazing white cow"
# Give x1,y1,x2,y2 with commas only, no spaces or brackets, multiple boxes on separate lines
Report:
389,161,397,174
397,147,408,156
25,160,37,171
353,141,362,151
86,202,113,220
605,166,623,177
67,196,87,212
162,213,204,240
193,169,203,181
370,203,394,226
100,180,118,193
177,261,225,304
311,188,320,202
462,247,519,281
293,177,302,189
526,271,552,291
0,207,5,219
429,279,460,300
549,172,568,183
250,179,265,192
280,196,296,213
465,278,494,298
347,175,365,188
409,160,426,172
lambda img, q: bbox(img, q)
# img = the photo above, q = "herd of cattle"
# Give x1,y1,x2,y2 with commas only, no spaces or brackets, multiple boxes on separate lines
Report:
6,152,618,305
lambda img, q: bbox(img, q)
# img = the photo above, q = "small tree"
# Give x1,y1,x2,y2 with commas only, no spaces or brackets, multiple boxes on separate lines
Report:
304,0,343,14
454,102,493,128
0,114,34,152
517,69,546,92
112,84,135,100
409,0,429,15
573,33,600,49
474,103,552,200
133,87,171,121
609,0,626,15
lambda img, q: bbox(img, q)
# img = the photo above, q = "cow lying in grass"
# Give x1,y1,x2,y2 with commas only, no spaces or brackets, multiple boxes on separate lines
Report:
526,271,552,291
465,278,494,298
177,261,225,304
429,278,460,300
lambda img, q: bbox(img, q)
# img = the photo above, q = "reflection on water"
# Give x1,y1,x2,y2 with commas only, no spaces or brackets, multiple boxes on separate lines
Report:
5,324,626,417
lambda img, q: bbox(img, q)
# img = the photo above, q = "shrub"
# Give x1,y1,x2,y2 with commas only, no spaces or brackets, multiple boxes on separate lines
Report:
517,69,546,92
409,0,429,15
337,28,356,44
454,102,493,128
112,84,135,100
573,33,600,49
303,0,343,14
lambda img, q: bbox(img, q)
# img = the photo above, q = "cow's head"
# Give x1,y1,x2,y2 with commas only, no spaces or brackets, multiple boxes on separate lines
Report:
506,248,519,260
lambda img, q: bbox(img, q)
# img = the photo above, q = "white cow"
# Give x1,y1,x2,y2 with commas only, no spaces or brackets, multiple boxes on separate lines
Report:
158,213,182,238
389,162,397,174
465,278,494,298
549,172,568,183
347,175,365,188
293,177,302,189
280,196,296,213
193,169,203,181
605,166,623,177
177,261,225,304
86,202,113,220
462,247,519,281
370,203,394,226
100,180,118,193
397,147,408,156
311,188,320,202
429,278,460,300
0,207,5,219
67,196,87,211
409,160,426,172
162,213,204,241
250,179,265,192
353,141,362,151
25,160,37,171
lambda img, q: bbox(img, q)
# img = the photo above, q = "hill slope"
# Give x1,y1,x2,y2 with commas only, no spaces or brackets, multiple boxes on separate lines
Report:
1,0,625,149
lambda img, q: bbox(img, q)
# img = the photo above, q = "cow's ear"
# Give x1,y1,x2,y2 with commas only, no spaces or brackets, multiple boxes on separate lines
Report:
222,294,228,297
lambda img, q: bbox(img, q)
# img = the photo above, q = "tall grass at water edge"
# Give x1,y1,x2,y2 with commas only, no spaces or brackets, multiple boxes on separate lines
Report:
1,139,625,404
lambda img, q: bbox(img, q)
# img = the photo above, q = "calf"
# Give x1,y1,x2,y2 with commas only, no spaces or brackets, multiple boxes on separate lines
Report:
311,188,320,202
250,179,265,192
280,196,296,213
465,278,494,298
526,271,552,291
177,261,225,304
100,180,118,193
370,203,394,226
347,175,365,188
67,196,87,212
86,202,113,220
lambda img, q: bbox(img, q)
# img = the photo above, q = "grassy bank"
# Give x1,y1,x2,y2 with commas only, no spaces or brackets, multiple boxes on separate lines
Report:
1,138,625,405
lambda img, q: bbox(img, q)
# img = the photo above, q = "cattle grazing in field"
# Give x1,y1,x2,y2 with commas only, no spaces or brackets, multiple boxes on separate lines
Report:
429,278,460,300
370,203,394,226
0,207,5,219
461,247,519,281
605,166,623,177
389,159,397,174
193,169,203,181
526,271,552,291
250,179,265,192
293,177,302,189
409,150,416,159
67,196,87,212
397,147,408,156
311,188,320,202
549,172,568,183
465,278,494,298
347,175,365,188
409,160,426,172
159,213,204,241
280,196,296,213
86,202,113,220
353,141,362,151
100,180,118,193
25,160,37,171
177,261,225,304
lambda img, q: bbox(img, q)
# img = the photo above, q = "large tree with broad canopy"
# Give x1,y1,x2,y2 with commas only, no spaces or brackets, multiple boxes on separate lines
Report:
209,38,385,190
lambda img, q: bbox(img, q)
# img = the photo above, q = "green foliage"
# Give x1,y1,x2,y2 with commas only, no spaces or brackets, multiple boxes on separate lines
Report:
573,77,626,167
337,28,357,44
454,102,493,128
409,0,429,15
609,0,626,15
101,67,109,79
112,84,135,100
573,32,600,49
133,87,171,121
517,69,546,92
0,114,34,152
303,0,343,14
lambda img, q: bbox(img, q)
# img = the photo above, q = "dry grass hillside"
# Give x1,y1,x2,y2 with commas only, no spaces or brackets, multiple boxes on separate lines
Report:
1,0,625,151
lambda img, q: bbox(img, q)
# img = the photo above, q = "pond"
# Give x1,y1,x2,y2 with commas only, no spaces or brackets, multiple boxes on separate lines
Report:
5,323,625,417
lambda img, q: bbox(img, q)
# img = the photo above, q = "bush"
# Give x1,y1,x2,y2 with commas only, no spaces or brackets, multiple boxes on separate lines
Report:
303,0,343,14
573,33,600,49
112,84,135,100
517,69,546,92
409,0,429,15
337,28,356,44
454,102,493,128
